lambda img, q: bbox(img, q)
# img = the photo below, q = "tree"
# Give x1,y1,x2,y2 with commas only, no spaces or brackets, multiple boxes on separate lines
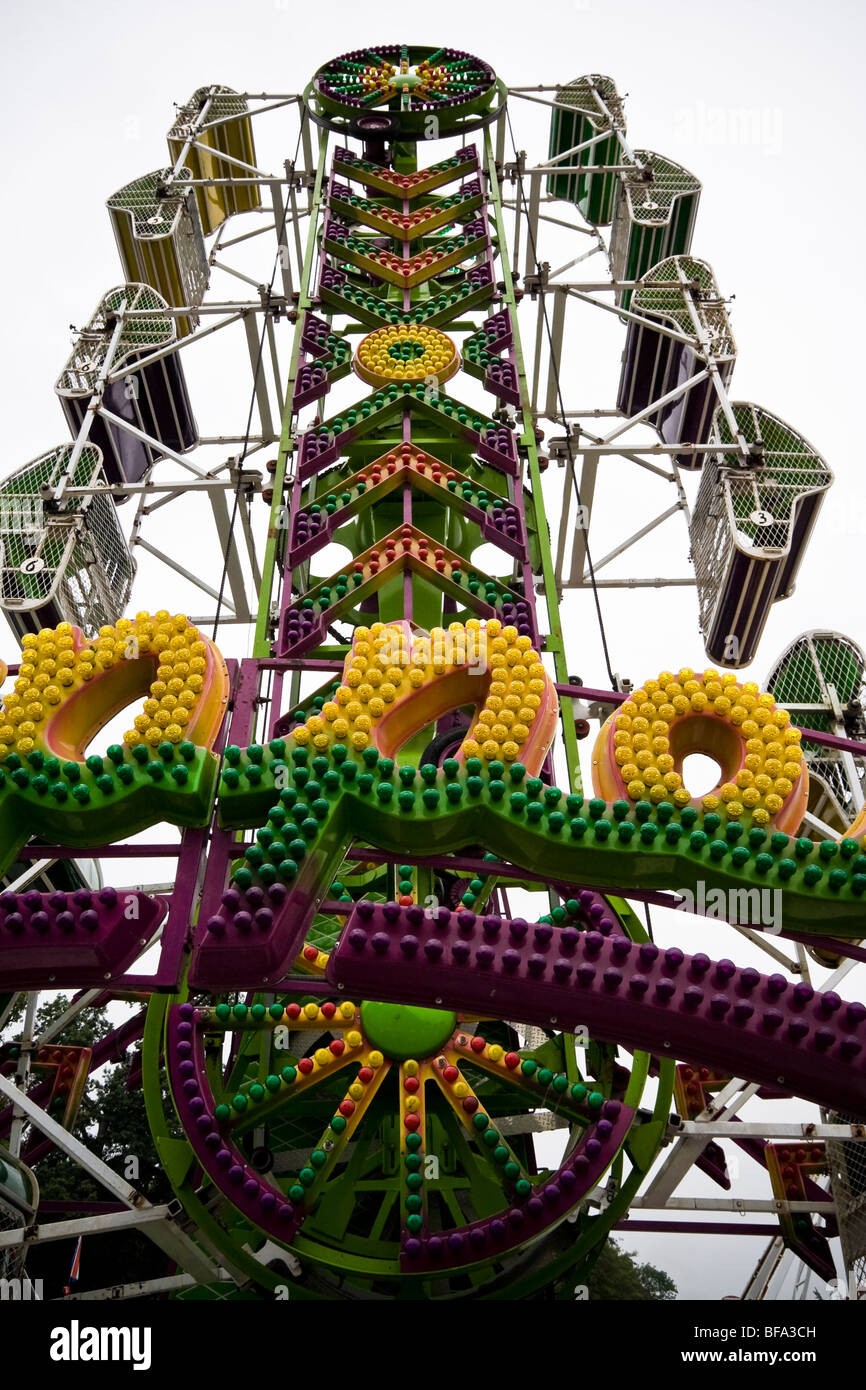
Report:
588,1237,678,1300
2,994,174,1296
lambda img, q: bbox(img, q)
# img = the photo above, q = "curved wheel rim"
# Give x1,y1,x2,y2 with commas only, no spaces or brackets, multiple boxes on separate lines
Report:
150,892,670,1296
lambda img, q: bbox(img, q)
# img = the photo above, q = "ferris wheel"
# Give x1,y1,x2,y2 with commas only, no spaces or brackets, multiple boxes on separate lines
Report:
0,50,863,1307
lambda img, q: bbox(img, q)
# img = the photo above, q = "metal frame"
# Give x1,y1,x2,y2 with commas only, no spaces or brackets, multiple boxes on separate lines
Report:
495,78,864,1300
501,83,753,599
0,72,862,1305
35,93,319,639
0,92,322,1299
0,1071,224,1284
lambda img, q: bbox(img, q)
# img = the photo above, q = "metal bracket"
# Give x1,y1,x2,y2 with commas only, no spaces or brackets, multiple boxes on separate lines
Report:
502,153,525,186
524,262,549,299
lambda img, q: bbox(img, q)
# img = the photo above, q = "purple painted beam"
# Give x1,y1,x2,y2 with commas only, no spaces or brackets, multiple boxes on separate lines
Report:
337,847,678,909
327,902,866,1118
117,826,209,991
116,658,237,989
615,1221,781,1237
695,1139,730,1189
795,727,866,757
555,683,627,706
770,930,866,965
262,659,346,672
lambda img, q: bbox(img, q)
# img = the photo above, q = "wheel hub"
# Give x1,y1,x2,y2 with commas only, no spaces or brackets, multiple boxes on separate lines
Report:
359,1000,457,1061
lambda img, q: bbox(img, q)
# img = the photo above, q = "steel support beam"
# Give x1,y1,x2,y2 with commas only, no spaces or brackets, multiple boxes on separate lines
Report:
0,1071,221,1284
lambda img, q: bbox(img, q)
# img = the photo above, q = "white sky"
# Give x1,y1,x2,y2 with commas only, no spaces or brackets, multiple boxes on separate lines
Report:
1,0,864,1301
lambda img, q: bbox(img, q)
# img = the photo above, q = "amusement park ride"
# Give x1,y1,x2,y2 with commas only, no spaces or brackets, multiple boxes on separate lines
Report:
0,47,864,1303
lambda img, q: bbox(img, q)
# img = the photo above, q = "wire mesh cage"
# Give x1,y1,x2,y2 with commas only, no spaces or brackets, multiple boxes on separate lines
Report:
764,630,865,964
547,75,625,225
617,255,736,468
0,1200,25,1282
55,284,198,489
0,445,135,641
826,1115,866,1295
167,84,262,236
690,405,832,668
0,1148,37,1283
609,152,701,310
106,169,209,336
765,630,865,817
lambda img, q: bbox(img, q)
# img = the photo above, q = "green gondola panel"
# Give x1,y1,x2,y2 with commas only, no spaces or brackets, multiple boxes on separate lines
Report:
609,152,701,310
56,283,198,488
691,404,832,668
547,74,625,225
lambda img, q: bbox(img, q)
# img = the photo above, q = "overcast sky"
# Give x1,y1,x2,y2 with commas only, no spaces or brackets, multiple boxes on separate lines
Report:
1,0,863,1301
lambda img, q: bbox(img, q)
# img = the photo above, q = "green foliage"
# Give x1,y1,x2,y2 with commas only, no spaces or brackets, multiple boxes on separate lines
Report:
588,1237,677,1300
11,994,172,1201
4,994,174,1295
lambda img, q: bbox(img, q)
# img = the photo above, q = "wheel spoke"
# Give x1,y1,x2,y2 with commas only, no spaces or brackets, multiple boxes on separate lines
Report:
429,1052,532,1197
285,1050,391,1207
398,1057,429,1241
205,999,364,1134
361,88,396,111
450,1029,605,1127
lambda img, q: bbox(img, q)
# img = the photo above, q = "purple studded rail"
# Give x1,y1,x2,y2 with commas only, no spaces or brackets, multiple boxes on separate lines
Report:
192,880,618,993
400,1096,632,1273
0,888,167,988
194,875,309,990
167,1002,303,1246
327,902,866,1119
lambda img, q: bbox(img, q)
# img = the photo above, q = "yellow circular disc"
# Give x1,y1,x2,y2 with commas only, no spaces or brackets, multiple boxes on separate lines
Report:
354,324,460,387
